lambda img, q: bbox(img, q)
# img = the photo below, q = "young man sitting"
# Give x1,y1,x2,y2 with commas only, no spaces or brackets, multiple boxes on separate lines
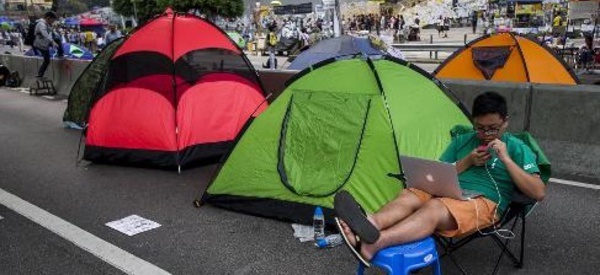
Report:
334,92,546,267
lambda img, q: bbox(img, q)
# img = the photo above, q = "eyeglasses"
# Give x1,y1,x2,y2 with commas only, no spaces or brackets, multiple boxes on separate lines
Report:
474,125,503,136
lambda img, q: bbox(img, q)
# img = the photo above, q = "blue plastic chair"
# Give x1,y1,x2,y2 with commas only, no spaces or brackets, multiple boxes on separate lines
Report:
357,236,442,275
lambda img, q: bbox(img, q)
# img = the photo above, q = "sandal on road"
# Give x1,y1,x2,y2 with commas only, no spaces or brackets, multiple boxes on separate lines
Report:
333,190,380,244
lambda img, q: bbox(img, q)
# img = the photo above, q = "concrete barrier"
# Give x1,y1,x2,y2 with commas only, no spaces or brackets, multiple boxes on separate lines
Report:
441,79,531,132
2,54,599,182
529,84,600,181
0,55,91,95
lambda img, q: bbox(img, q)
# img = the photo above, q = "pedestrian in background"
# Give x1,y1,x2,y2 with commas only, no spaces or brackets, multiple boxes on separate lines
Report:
442,17,450,38
104,24,122,44
471,11,478,34
265,22,278,69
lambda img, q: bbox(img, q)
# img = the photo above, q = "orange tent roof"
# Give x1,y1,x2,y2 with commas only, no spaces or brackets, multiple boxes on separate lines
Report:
434,33,579,85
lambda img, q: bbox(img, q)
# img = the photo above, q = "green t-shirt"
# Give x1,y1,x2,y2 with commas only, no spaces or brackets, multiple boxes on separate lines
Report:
439,132,540,214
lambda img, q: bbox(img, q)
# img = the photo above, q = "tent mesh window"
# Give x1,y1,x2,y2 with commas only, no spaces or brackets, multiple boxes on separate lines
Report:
175,48,259,85
471,46,513,80
101,52,174,95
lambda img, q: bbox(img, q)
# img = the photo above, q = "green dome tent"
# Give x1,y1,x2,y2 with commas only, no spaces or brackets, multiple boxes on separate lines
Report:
202,56,471,225
227,31,246,49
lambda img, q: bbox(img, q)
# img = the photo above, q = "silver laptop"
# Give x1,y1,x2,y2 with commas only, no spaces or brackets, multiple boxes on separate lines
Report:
399,155,483,201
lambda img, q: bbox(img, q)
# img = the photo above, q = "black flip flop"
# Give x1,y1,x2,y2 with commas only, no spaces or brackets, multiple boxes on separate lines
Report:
335,217,371,268
334,191,380,244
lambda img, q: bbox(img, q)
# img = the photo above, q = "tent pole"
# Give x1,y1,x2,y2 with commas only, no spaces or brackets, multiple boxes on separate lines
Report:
365,57,404,187
169,10,180,172
508,32,531,82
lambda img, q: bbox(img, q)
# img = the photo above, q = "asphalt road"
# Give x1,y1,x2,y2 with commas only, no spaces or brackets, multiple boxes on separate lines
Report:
0,89,598,274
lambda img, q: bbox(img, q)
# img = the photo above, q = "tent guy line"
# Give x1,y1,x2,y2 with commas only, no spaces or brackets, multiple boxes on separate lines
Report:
0,187,171,275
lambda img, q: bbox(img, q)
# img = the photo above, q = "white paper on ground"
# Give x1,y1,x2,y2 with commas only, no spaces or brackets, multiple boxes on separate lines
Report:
106,215,161,236
0,215,3,220
291,223,314,242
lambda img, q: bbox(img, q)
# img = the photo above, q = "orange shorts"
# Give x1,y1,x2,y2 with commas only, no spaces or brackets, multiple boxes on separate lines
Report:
406,188,499,238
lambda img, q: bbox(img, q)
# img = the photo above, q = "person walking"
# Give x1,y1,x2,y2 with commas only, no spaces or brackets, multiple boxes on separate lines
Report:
33,11,59,78
471,11,478,34
265,23,278,69
435,16,443,38
399,15,405,31
442,17,450,38
393,16,400,42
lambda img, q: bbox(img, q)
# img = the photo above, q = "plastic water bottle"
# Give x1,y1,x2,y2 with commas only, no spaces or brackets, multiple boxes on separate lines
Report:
315,234,344,248
313,206,325,241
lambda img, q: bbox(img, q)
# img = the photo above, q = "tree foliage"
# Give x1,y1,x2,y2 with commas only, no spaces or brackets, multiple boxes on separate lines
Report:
52,0,90,16
112,0,244,24
112,0,164,23
89,0,111,7
157,0,244,18
53,0,111,11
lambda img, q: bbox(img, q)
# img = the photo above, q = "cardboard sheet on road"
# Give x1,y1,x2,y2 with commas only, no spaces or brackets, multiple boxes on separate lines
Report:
105,215,161,236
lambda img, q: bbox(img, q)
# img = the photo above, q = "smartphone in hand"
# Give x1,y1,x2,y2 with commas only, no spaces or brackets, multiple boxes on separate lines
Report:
477,145,493,159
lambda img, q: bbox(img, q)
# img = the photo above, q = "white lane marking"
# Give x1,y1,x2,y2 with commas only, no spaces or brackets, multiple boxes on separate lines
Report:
0,188,171,275
550,178,600,190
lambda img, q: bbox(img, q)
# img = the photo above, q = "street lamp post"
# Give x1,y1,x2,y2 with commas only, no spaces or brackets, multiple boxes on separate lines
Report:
254,1,262,33
131,0,138,27
323,0,341,37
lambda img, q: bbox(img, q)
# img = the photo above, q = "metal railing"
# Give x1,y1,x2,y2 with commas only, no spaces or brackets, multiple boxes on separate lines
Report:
390,43,464,60
389,33,469,59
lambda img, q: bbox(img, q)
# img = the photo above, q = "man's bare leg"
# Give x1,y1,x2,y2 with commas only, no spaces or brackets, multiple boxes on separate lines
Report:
369,190,426,230
341,199,456,261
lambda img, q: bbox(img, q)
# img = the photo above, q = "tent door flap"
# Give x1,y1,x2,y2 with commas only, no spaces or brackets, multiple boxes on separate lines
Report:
278,91,371,197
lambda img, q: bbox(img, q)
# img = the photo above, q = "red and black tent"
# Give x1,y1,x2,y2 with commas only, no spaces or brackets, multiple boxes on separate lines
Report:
83,9,267,169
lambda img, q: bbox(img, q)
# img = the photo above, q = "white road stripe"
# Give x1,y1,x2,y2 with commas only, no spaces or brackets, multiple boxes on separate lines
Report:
0,188,170,275
550,178,600,190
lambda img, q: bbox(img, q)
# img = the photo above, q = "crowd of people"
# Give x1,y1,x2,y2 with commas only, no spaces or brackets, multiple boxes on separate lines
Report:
0,15,124,55
1,8,596,77
343,14,421,41
0,29,25,52
18,11,125,78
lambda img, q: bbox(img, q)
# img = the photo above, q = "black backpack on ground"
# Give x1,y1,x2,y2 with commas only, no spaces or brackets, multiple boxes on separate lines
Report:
5,71,21,88
0,65,9,86
24,21,38,46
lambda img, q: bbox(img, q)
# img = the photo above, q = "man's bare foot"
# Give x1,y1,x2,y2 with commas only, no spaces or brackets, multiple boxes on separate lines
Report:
339,219,377,261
